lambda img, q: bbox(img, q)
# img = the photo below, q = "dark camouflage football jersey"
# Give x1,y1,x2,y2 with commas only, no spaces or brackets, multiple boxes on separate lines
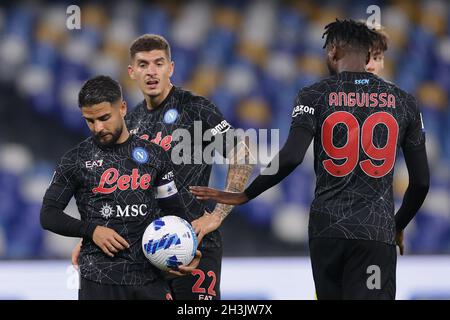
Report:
290,71,425,245
43,134,183,285
126,86,233,249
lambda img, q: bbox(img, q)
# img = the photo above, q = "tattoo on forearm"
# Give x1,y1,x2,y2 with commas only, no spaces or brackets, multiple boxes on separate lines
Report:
215,140,255,221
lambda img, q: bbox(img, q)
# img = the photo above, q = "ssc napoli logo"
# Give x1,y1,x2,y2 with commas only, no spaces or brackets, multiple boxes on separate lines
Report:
132,147,149,164
163,109,178,124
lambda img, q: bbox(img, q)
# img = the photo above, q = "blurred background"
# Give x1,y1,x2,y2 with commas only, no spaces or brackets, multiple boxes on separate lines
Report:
0,0,449,264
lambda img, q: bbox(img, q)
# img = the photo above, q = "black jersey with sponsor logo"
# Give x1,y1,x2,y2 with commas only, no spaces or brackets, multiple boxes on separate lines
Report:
43,134,183,285
126,86,233,249
290,72,425,245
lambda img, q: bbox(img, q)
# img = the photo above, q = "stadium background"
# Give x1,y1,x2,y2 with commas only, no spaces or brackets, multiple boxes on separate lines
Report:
0,0,449,299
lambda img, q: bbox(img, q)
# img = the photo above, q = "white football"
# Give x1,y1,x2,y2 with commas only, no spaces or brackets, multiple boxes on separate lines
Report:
142,215,197,271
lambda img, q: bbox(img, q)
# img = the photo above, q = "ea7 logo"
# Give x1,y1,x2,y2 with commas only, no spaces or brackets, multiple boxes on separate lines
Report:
292,105,314,118
85,160,104,169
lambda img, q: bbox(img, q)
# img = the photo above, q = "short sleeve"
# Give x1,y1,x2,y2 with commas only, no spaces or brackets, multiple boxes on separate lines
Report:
199,100,233,133
152,145,188,220
290,88,320,135
154,146,179,200
199,99,235,158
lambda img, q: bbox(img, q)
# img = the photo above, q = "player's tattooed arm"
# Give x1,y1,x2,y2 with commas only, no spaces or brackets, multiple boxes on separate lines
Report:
191,126,314,204
215,139,254,221
191,139,254,243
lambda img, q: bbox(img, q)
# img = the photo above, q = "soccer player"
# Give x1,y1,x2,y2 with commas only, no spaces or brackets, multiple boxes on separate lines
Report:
190,19,430,300
40,75,200,300
126,34,253,300
72,35,254,300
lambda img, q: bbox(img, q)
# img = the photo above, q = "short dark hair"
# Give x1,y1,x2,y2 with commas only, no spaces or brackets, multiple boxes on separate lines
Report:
370,27,388,54
78,75,122,108
129,34,171,60
322,19,377,54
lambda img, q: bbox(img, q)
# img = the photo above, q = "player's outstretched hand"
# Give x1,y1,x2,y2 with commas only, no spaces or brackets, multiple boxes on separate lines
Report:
92,226,130,258
396,230,404,256
192,211,222,244
71,240,82,269
167,250,202,277
189,186,249,205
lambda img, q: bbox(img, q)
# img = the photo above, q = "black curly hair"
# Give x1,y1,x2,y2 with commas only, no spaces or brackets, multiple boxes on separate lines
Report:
322,18,378,54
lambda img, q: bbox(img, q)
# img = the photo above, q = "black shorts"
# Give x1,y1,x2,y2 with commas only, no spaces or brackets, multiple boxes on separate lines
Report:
78,276,173,300
309,238,397,300
169,245,222,300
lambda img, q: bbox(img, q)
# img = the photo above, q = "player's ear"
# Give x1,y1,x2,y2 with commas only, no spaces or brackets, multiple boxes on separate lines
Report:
120,100,127,118
169,61,174,78
328,45,337,62
128,64,136,80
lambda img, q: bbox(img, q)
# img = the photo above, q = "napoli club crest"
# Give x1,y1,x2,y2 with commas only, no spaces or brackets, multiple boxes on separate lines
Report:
132,147,149,164
163,109,178,124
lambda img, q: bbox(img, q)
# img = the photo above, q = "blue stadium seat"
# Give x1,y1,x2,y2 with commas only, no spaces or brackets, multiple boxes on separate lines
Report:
170,46,197,85
138,5,170,38
6,201,43,258
200,27,236,67
241,198,275,228
282,167,314,206
4,6,34,40
210,86,238,123
0,170,20,225
409,211,450,253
